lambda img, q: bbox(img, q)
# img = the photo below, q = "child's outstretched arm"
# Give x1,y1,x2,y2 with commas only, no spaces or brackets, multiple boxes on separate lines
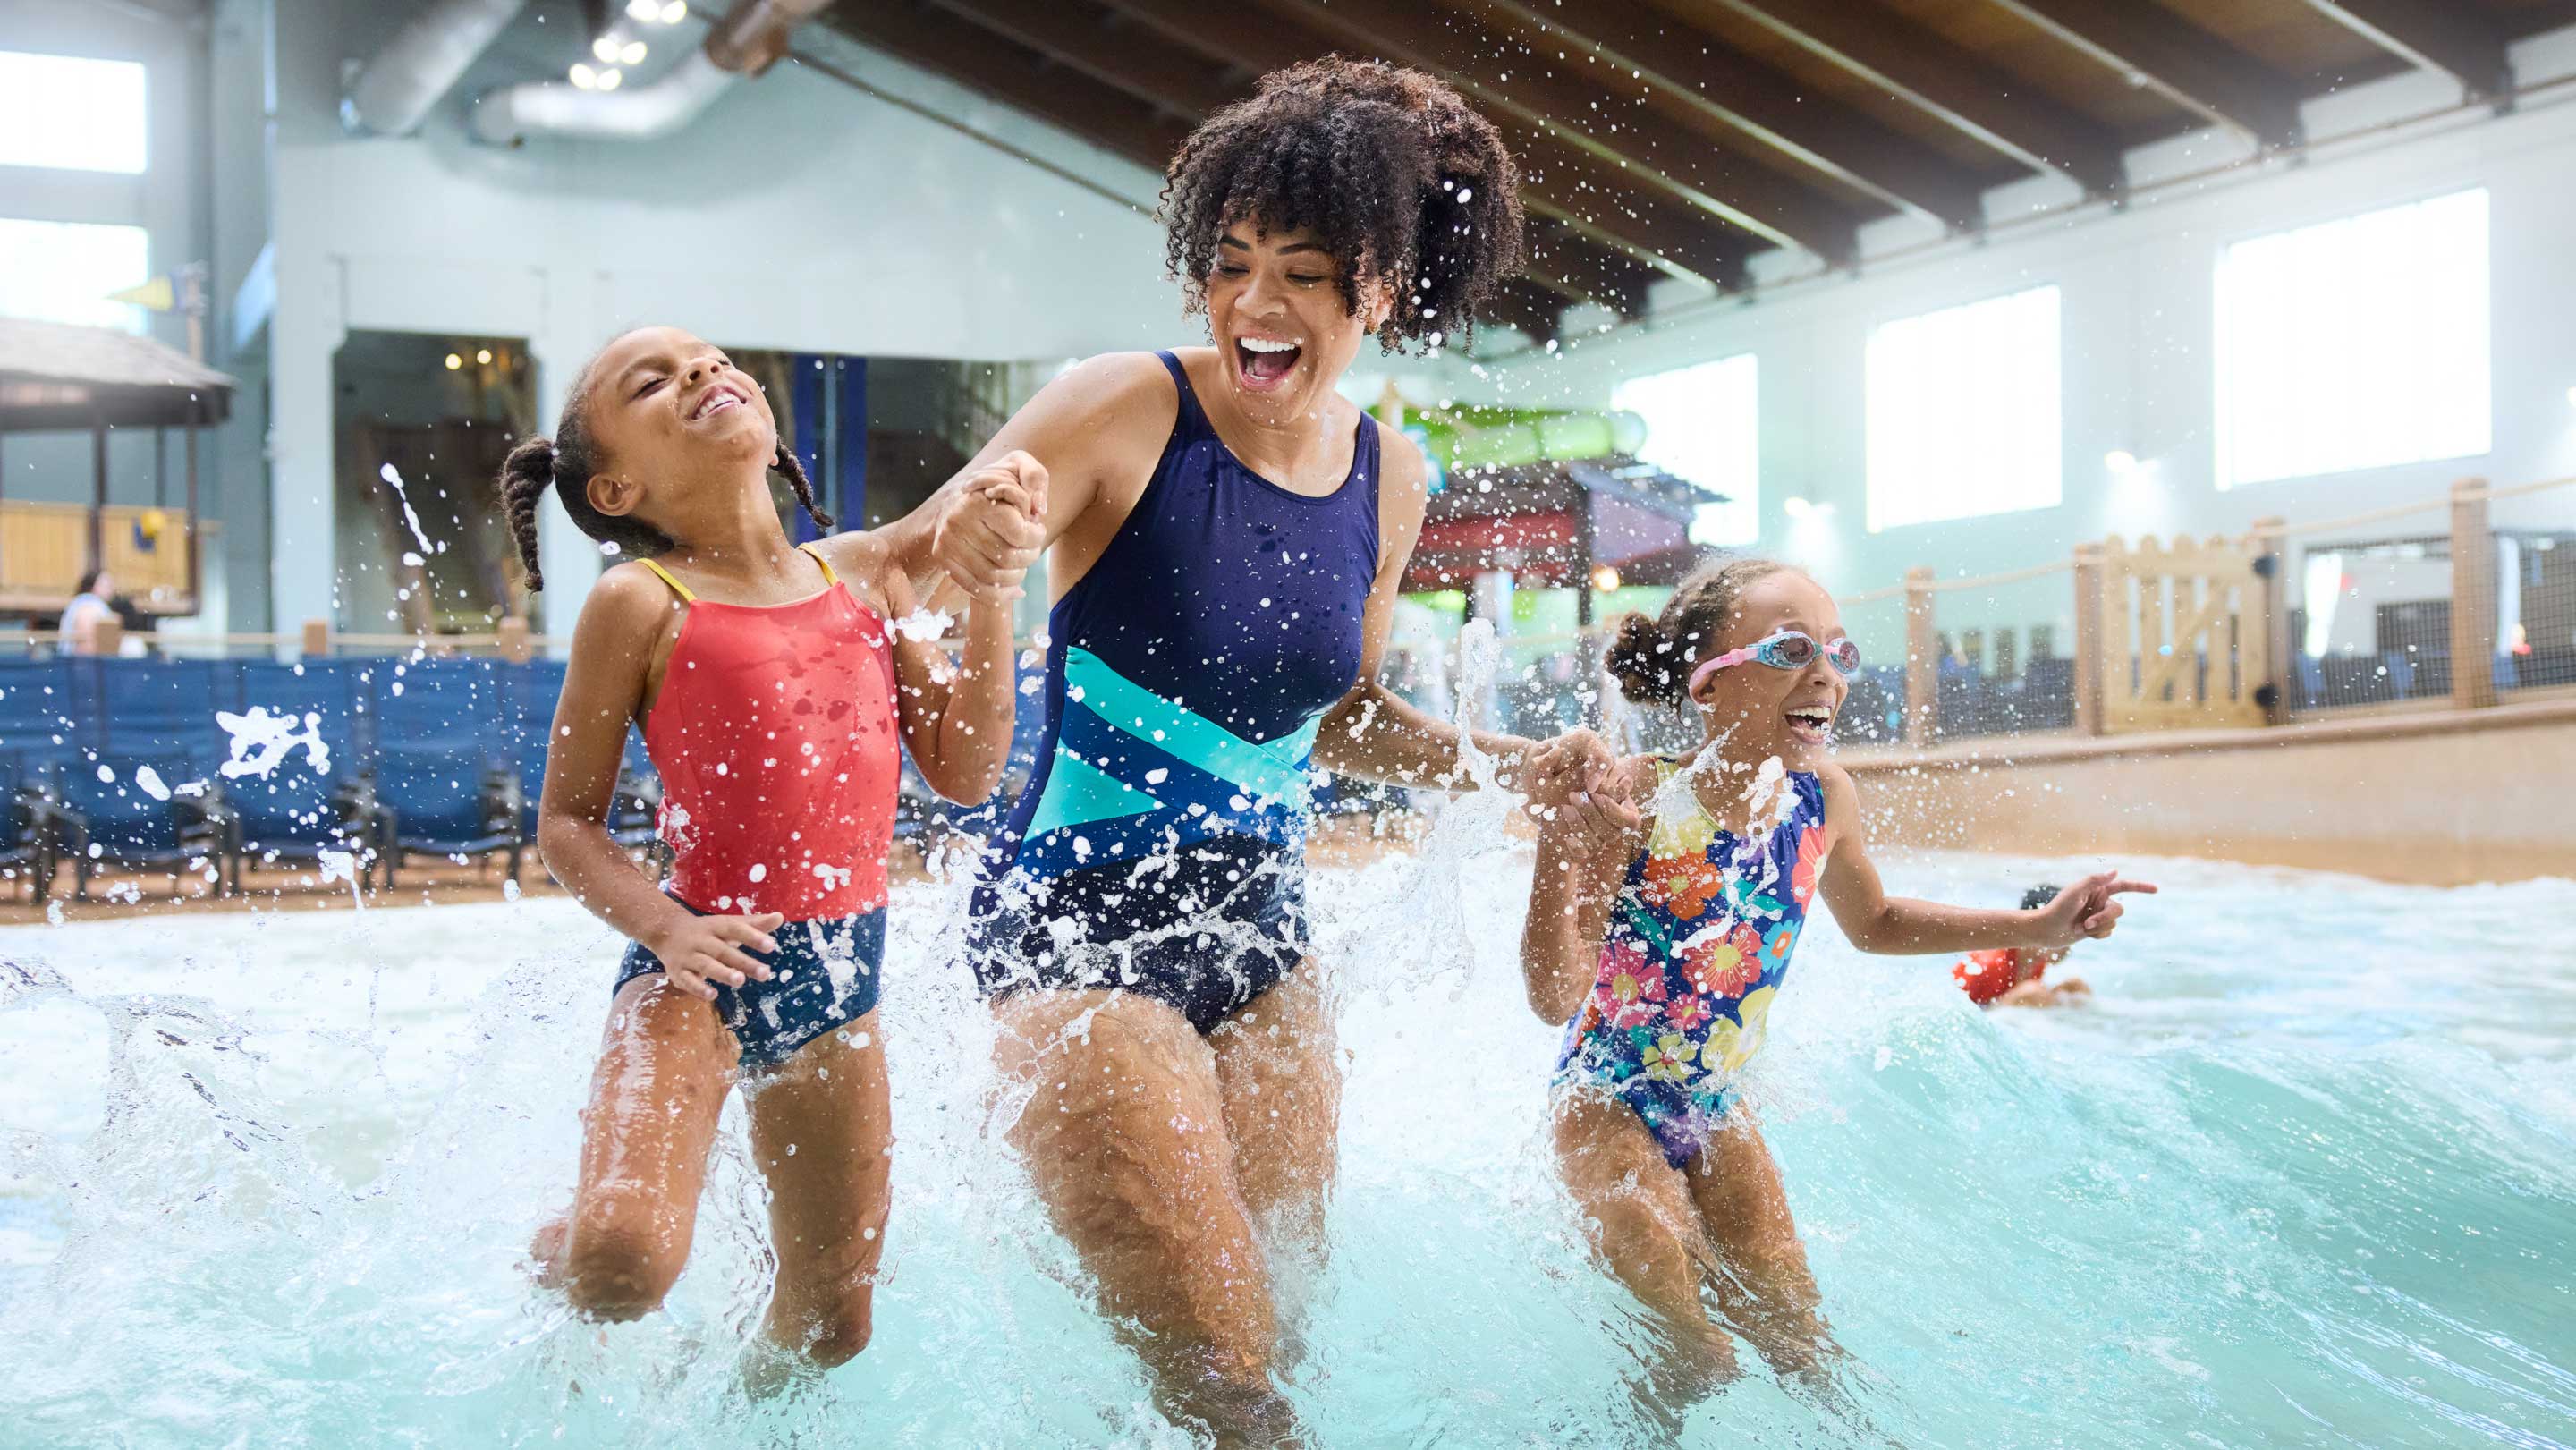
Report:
1813,767,2155,955
1519,752,1646,1023
872,456,1044,803
538,569,782,1001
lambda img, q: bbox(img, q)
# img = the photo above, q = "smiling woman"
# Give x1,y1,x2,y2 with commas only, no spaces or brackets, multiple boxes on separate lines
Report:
872,55,1605,1443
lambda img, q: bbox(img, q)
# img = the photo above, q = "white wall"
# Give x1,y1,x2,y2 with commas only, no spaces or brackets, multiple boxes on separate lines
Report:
1452,29,2576,653
264,2,1187,634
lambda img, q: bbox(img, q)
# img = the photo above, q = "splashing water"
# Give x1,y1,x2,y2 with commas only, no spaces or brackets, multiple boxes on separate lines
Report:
4,771,2574,1450
216,706,335,781
376,462,439,561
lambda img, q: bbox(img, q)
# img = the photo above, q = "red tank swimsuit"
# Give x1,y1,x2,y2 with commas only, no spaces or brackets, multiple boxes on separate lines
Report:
638,545,899,921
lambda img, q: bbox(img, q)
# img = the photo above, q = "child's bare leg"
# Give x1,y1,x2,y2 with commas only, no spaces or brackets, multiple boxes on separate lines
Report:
1552,1091,1739,1395
1683,1106,1835,1378
741,1010,894,1383
535,976,740,1320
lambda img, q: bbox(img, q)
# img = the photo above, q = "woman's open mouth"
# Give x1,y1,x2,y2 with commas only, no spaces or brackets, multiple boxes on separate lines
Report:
1235,335,1302,390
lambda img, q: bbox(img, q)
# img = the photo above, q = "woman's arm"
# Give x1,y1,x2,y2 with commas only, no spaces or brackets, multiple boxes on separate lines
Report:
1520,755,1647,1023
1813,767,2155,954
536,568,781,999
1310,424,1612,793
867,352,1171,599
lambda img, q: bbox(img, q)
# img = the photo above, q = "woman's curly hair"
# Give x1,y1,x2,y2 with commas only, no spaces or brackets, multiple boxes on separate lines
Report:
1159,56,1526,352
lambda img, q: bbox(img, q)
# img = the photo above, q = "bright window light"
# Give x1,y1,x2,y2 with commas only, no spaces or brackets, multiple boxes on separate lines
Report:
1613,352,1758,547
2215,189,2490,488
0,51,147,174
0,218,151,330
1865,285,2061,533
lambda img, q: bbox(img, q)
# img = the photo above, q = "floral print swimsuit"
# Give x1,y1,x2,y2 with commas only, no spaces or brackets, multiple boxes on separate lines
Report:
1554,762,1829,1168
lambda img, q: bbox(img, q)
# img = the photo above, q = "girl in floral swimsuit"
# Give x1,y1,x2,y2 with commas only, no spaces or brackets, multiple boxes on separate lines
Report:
1519,557,2155,1398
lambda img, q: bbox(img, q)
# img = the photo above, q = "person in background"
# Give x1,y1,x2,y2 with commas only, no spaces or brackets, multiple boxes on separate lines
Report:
60,571,117,656
1953,884,2094,1007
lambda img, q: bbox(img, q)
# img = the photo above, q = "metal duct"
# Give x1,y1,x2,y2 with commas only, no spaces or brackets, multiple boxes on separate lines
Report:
343,0,529,137
468,0,832,147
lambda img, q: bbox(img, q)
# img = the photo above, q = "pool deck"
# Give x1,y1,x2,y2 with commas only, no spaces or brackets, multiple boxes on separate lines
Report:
1841,691,2576,885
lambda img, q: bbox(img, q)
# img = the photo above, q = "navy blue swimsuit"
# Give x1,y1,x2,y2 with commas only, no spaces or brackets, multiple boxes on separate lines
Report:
970,351,1381,1031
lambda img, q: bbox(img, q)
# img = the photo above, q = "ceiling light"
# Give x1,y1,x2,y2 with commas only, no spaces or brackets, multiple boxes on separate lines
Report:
444,352,462,371
1589,564,1621,591
568,62,597,89
622,39,647,64
475,348,493,365
597,67,623,91
1783,496,1816,520
592,34,620,63
626,0,658,19
661,1,686,21
2106,449,2140,477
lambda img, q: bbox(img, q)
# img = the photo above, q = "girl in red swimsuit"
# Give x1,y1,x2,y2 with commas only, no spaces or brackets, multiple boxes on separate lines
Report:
498,326,1041,1381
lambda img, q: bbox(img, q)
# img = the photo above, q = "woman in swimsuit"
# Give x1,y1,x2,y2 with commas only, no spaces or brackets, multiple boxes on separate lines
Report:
891,57,1613,1439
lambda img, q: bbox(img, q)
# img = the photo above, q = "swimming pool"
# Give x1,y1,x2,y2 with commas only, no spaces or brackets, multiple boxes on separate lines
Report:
3,840,2571,1447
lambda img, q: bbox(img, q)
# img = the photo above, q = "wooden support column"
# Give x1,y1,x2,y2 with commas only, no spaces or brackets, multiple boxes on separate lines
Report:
1903,565,1937,747
2072,542,2106,737
301,618,331,658
497,615,534,665
185,413,202,605
2451,478,2497,709
2249,516,2289,723
89,418,109,577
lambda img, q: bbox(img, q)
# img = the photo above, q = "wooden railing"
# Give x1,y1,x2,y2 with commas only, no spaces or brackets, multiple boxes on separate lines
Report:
0,501,199,614
1843,472,2576,742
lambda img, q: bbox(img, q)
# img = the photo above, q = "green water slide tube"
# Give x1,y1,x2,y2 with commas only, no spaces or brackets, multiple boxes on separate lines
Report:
1399,404,1648,471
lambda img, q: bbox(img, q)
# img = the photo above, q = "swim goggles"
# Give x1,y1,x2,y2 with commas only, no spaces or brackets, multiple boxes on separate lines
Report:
1687,629,1861,692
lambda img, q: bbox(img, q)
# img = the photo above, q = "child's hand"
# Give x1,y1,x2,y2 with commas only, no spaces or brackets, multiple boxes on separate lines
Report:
1526,744,1640,844
643,911,785,1000
2030,871,2157,946
936,451,1048,602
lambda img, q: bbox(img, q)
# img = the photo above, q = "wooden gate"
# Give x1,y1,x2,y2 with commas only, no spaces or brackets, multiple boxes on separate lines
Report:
2096,533,2276,733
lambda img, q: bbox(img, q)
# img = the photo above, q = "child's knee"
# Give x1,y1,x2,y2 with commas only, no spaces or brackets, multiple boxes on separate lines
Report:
564,1209,688,1320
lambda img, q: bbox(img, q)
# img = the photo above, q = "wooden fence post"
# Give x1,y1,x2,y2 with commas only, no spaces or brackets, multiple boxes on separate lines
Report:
2451,478,2497,710
301,618,331,658
498,615,534,666
2071,544,2104,737
1903,566,1937,748
2249,516,2289,724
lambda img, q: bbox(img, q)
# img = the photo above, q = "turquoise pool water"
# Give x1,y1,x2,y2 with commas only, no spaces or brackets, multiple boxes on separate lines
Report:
2,844,2571,1447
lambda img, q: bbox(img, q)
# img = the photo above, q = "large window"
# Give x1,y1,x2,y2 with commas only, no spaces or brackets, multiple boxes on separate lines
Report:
1864,285,2061,533
2215,189,2490,488
0,219,152,330
0,52,148,174
1613,352,1758,547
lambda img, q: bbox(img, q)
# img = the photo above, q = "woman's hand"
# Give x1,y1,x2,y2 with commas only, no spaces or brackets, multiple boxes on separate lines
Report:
642,911,785,1001
1515,725,1618,796
931,451,1048,602
1527,742,1640,850
2029,871,2157,946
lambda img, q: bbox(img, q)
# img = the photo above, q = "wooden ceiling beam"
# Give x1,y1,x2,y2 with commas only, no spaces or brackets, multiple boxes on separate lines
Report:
1242,0,1867,264
2294,0,2512,98
1088,0,1755,285
1986,0,2302,148
1452,0,1992,229
1522,216,1657,318
919,0,1241,120
1710,0,2128,197
1479,278,1565,346
824,2,1195,166
848,0,1673,317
